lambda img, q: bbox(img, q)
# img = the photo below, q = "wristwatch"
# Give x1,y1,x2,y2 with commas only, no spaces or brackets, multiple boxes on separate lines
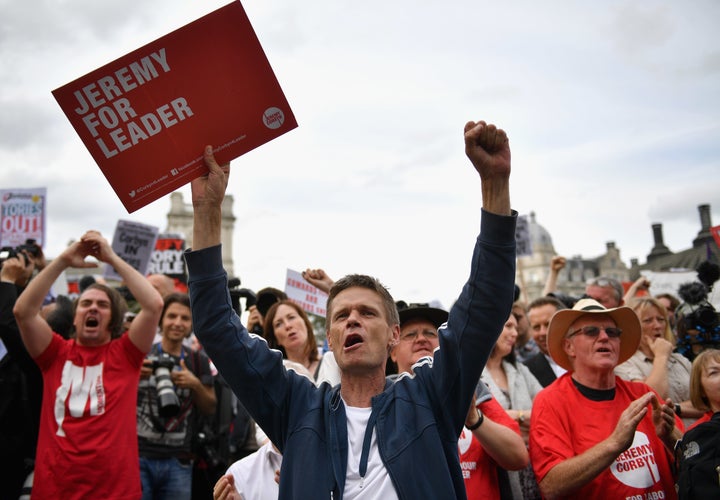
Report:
467,408,485,430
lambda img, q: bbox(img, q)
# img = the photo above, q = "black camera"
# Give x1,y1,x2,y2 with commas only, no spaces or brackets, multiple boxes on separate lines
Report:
146,353,181,417
193,430,223,469
228,277,257,313
0,239,41,268
675,278,720,360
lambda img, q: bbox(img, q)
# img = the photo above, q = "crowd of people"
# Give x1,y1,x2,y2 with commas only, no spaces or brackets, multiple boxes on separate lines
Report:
1,119,719,499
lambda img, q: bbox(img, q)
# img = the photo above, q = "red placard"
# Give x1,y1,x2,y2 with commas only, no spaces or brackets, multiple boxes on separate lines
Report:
52,1,297,213
711,225,720,250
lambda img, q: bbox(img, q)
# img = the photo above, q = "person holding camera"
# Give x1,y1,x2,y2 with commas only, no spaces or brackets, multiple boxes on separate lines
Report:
0,242,45,499
12,230,164,500
137,292,216,500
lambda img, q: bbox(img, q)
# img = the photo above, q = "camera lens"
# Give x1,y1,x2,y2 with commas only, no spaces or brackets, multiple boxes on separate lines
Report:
152,357,180,417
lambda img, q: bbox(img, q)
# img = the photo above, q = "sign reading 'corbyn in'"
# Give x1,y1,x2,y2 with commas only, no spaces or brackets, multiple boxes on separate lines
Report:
104,220,159,282
52,1,297,213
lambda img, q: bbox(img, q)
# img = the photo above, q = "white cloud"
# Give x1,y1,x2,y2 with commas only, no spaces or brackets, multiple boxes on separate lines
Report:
1,0,719,307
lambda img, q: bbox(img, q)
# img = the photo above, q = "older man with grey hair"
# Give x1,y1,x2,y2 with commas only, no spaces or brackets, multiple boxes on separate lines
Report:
529,298,681,499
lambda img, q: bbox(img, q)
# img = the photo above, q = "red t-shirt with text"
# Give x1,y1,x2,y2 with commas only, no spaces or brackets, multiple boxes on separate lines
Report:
33,333,145,499
530,374,679,500
459,396,521,500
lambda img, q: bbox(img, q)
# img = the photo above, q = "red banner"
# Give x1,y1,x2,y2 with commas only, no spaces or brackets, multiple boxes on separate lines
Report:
53,1,297,213
711,225,720,249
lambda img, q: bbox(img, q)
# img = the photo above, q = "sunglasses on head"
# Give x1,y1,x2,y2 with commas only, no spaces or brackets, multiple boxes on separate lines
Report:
568,325,622,338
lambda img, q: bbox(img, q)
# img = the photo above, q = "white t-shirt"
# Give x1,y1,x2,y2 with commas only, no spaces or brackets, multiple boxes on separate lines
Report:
343,404,399,499
226,441,282,500
316,350,341,387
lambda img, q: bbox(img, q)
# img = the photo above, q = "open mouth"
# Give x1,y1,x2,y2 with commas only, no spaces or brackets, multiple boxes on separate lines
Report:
85,317,99,328
344,333,363,348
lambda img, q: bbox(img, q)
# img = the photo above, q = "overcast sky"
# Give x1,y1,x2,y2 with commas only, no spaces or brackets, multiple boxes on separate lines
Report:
1,0,719,309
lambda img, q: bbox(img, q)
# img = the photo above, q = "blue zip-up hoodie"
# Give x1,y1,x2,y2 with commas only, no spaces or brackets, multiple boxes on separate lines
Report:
186,209,516,499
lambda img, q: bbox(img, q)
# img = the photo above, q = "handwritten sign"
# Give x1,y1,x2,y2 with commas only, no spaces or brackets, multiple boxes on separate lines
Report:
285,268,328,317
104,220,159,281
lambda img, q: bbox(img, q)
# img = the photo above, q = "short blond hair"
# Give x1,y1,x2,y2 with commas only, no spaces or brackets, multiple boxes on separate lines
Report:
689,348,720,411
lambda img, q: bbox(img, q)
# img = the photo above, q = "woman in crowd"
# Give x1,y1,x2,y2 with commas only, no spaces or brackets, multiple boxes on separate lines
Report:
481,312,543,499
614,296,703,425
686,348,720,430
263,300,321,380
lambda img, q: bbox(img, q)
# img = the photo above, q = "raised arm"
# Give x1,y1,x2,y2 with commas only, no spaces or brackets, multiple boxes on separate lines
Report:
13,239,97,357
624,276,650,304
191,146,230,251
302,268,334,294
464,120,511,216
542,256,566,296
433,119,516,433
82,231,163,353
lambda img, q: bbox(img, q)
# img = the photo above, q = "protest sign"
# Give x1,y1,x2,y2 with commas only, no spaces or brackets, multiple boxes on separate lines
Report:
52,1,297,213
515,214,532,257
285,268,328,317
642,269,720,310
104,220,159,281
0,188,46,248
712,225,720,250
148,233,187,291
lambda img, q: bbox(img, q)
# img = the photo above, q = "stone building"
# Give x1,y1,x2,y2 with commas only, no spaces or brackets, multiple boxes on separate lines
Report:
165,191,236,278
629,204,719,278
515,212,630,303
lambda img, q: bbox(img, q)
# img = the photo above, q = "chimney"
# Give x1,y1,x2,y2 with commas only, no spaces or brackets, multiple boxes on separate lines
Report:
647,223,671,261
693,204,713,247
606,241,616,250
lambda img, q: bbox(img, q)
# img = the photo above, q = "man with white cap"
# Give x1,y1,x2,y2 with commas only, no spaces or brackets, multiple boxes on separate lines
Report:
528,298,682,499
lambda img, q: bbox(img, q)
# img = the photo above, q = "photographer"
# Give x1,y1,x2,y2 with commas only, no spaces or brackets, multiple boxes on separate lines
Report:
0,243,43,499
137,292,216,500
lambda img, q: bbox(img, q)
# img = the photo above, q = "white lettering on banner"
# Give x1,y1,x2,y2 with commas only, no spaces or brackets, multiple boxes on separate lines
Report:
69,47,196,159
611,432,660,488
1,215,42,234
73,49,171,114
54,361,105,437
625,492,665,500
94,98,194,158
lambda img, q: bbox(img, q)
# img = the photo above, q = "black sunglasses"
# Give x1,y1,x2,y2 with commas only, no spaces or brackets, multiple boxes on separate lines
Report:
568,325,622,338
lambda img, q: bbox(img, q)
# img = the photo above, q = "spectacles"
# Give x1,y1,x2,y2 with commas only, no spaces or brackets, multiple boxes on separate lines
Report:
567,326,622,338
399,330,438,342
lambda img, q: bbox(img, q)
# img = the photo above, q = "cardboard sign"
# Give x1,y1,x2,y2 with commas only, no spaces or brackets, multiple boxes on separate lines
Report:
0,188,46,249
148,233,188,291
285,268,328,317
711,225,720,250
104,220,159,281
52,1,297,213
515,214,532,257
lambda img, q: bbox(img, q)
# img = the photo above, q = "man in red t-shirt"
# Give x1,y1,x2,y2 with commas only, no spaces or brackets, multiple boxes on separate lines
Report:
529,298,682,499
391,303,528,499
14,230,164,499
